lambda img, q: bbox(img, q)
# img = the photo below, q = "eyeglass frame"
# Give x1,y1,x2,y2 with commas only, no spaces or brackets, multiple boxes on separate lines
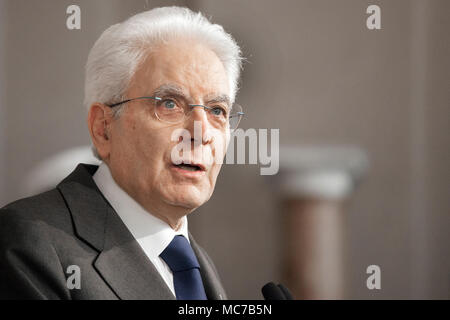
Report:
105,96,244,130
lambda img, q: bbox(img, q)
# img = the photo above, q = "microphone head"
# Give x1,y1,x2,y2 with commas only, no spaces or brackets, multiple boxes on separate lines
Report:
261,282,287,300
277,283,293,300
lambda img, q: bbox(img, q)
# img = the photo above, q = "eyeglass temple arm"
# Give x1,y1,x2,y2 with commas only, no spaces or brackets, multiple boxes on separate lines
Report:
107,96,161,108
230,112,245,118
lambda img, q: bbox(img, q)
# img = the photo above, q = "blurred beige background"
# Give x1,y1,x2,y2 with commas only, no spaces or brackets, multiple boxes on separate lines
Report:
0,0,448,299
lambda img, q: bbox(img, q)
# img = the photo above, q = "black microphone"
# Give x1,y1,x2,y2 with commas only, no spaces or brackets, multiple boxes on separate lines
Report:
277,283,293,300
261,282,293,300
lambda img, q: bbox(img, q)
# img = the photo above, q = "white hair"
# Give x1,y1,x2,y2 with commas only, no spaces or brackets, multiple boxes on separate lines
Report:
84,6,243,114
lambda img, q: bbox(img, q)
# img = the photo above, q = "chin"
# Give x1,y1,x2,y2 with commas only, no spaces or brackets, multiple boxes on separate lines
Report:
166,186,210,210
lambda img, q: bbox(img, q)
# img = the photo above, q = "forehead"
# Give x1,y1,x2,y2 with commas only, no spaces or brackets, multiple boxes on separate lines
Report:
128,39,229,99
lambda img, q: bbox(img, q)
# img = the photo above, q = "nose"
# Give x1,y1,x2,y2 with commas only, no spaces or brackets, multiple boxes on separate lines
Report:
185,105,213,144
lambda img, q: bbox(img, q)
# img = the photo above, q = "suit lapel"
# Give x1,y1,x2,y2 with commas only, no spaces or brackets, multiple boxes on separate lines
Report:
93,205,174,300
57,164,174,300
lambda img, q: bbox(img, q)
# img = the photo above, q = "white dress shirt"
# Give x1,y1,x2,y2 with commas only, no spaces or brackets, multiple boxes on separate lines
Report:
93,162,189,297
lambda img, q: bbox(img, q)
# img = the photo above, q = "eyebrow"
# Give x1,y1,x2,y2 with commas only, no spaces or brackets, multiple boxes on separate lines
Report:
153,84,187,99
204,94,231,108
152,83,231,107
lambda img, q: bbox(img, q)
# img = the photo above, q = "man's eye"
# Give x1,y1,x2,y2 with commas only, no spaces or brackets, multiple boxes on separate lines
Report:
163,100,177,109
210,107,226,117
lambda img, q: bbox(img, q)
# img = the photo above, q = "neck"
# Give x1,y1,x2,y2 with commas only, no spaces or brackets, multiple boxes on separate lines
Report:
154,213,184,231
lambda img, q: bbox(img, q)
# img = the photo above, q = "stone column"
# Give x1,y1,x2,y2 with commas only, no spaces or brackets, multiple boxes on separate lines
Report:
274,146,368,299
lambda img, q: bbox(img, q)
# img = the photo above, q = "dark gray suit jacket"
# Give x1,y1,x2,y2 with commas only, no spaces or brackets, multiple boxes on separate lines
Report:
0,164,227,300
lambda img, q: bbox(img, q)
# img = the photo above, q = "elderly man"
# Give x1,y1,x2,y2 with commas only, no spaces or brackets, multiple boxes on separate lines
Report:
0,7,243,300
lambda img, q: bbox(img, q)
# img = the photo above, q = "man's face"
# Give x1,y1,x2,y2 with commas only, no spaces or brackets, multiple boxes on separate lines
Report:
106,39,230,222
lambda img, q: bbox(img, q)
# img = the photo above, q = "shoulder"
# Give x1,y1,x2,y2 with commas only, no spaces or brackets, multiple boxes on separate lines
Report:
0,191,72,299
1,188,70,222
0,189,73,246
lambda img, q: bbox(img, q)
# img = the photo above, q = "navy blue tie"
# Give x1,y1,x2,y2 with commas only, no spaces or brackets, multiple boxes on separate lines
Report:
160,235,207,300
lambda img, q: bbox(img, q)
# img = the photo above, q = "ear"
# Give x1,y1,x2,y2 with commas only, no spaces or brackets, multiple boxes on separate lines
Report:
87,103,114,161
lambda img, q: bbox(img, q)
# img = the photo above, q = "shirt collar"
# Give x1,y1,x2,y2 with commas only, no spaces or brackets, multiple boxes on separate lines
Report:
92,162,189,258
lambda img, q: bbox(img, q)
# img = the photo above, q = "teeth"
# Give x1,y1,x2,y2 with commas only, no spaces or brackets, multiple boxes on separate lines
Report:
178,164,199,171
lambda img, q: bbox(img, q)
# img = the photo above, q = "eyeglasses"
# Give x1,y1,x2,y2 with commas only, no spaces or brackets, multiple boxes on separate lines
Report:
107,96,244,131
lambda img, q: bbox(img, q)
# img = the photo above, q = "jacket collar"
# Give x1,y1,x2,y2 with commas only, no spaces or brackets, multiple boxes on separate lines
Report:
57,164,174,300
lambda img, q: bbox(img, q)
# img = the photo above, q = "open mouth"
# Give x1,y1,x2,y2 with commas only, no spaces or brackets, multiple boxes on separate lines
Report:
174,163,205,172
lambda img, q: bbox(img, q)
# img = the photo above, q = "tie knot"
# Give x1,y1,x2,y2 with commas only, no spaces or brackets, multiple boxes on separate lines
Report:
160,235,200,272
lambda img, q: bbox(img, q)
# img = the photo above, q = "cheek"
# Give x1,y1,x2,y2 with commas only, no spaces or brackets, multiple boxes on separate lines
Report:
205,163,223,195
111,116,154,166
211,163,223,178
132,122,179,174
211,129,229,159
210,136,227,181
112,120,139,156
